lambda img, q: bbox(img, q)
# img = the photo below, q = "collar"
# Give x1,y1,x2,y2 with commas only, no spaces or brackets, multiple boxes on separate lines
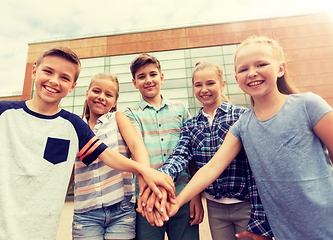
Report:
84,113,108,124
196,101,231,121
138,95,171,111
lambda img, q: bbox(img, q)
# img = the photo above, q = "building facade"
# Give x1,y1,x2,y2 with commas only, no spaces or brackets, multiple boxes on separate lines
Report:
19,12,333,115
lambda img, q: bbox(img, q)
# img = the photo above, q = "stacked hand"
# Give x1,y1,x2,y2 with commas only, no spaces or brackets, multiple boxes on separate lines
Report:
137,179,204,227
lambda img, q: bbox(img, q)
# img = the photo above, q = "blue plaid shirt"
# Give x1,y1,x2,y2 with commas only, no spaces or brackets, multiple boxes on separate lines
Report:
160,101,273,237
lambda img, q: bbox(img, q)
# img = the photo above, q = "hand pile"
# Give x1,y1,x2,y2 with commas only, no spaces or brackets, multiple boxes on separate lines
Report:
136,182,204,227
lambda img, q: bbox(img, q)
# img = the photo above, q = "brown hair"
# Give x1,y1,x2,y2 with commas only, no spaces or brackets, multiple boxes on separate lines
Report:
234,36,299,105
130,53,161,79
82,73,119,118
192,61,231,103
36,45,81,82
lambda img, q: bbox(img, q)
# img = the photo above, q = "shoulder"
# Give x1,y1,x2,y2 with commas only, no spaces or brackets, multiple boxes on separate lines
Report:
166,99,187,112
124,101,144,116
58,110,90,132
0,100,25,115
289,92,331,110
228,103,248,114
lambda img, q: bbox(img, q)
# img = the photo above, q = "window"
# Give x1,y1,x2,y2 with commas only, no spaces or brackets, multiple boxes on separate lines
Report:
55,44,250,116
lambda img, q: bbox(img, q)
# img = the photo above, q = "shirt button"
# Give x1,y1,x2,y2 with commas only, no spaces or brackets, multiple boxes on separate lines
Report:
161,138,164,141
163,153,166,156
159,124,161,127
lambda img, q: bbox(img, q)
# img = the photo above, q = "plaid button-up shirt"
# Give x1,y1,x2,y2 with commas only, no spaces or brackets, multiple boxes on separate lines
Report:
160,101,273,237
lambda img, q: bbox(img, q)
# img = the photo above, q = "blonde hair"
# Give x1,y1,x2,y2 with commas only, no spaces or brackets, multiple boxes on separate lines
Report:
36,45,81,82
192,61,231,103
234,36,299,105
82,73,119,118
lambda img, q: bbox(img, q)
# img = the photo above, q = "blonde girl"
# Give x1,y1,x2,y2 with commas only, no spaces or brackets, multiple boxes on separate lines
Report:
149,61,272,239
72,73,150,240
168,36,333,239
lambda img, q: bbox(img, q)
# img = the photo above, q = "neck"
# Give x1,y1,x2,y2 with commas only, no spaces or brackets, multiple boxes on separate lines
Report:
143,94,162,109
87,112,103,130
202,99,223,117
252,92,288,121
26,98,60,116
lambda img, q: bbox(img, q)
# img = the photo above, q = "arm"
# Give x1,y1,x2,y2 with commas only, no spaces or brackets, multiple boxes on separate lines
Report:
116,111,150,193
116,111,150,166
170,132,242,216
98,147,175,199
188,158,204,226
313,111,333,162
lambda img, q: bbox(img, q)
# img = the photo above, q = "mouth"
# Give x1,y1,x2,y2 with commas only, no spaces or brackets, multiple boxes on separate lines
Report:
248,80,264,87
93,101,106,108
200,95,212,99
145,85,155,90
44,85,59,93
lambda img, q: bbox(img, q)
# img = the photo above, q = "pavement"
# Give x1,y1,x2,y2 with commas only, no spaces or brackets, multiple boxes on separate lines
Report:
56,196,213,240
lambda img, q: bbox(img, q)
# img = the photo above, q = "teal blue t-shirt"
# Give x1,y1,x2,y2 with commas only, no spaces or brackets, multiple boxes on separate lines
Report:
230,92,333,239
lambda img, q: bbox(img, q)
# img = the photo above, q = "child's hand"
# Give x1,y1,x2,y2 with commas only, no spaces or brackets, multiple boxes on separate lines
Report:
136,186,151,217
144,186,170,221
141,168,175,200
168,199,181,218
235,231,273,240
189,193,204,226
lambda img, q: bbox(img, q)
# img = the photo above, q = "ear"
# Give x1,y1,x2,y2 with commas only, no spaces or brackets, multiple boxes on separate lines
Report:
277,62,286,78
68,82,77,93
132,79,139,89
32,65,37,80
160,73,164,85
235,75,238,83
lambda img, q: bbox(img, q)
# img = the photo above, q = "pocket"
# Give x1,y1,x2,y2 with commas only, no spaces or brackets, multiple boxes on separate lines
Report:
43,137,70,165
120,196,135,212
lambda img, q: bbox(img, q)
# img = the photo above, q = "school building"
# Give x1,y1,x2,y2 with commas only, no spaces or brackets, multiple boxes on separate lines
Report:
3,12,333,113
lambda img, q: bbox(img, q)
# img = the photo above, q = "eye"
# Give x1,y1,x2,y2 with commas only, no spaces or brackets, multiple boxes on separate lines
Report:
92,89,100,94
237,68,247,74
43,69,52,74
258,63,268,68
106,93,113,97
194,83,201,87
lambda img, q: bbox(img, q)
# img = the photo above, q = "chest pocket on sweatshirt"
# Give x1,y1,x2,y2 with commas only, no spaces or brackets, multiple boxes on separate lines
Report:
44,137,70,165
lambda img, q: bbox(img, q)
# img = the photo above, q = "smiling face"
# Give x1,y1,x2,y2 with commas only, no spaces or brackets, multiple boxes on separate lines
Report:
193,67,225,111
32,55,77,109
85,78,118,118
235,43,285,100
132,63,164,102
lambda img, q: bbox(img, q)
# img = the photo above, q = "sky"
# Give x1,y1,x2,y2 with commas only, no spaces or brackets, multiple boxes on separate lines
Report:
0,0,332,96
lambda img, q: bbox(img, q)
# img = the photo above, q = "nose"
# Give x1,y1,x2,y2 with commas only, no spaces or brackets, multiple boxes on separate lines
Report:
49,75,60,85
145,76,152,84
97,92,106,100
248,68,258,78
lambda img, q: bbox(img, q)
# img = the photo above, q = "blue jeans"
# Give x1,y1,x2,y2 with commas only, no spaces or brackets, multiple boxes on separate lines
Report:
135,202,199,240
72,195,136,240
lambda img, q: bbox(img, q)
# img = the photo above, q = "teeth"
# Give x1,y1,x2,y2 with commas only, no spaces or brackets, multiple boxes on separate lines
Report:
248,81,263,87
201,95,211,99
45,86,58,93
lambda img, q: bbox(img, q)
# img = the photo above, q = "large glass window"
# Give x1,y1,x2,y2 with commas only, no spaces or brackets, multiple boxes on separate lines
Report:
52,44,250,116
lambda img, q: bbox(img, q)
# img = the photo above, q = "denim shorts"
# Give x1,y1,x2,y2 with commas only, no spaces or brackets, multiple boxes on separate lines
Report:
72,195,136,240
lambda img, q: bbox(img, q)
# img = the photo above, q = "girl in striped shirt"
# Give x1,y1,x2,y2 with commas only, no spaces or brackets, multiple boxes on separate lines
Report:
72,73,150,240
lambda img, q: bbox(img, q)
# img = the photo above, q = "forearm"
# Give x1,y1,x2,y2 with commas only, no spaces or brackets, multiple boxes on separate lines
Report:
177,132,242,207
99,148,142,175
